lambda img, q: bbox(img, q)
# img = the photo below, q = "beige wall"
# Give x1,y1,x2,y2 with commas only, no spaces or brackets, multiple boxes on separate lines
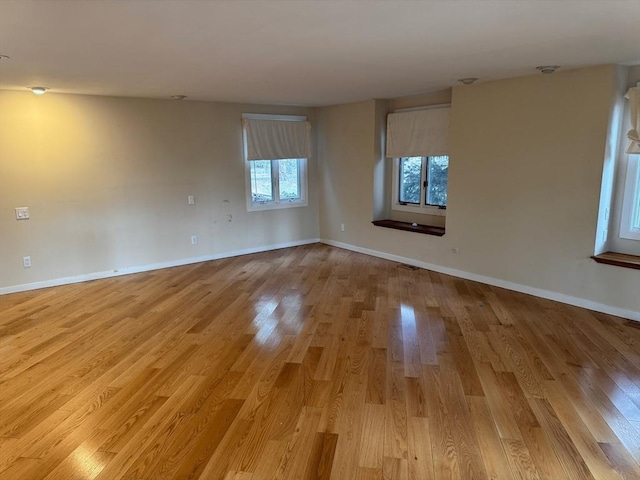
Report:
317,100,377,242
2,65,638,317
389,88,452,111
317,98,451,265
0,92,318,289
318,65,640,316
372,99,390,221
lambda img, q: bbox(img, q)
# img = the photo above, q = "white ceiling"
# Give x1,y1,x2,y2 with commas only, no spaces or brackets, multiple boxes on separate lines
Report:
0,0,638,106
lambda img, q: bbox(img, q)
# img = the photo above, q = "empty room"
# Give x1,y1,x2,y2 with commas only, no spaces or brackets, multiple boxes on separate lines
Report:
1,1,640,479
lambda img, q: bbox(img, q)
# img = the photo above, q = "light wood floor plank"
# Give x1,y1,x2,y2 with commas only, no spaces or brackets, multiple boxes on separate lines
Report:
0,243,638,479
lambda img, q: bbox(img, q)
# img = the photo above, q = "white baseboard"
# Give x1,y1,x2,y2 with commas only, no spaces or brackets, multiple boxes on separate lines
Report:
0,238,320,296
4,237,637,322
321,238,640,322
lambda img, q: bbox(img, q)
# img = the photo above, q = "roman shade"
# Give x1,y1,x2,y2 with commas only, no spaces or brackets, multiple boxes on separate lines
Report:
386,107,450,158
625,87,640,154
243,118,311,161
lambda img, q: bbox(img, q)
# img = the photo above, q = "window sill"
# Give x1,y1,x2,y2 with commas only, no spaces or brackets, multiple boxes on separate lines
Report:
372,219,445,237
592,252,640,270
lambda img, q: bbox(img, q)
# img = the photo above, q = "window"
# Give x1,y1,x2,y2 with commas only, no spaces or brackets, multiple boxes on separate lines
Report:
248,158,306,206
619,155,640,240
386,105,450,218
594,81,639,262
619,85,640,241
242,114,310,211
393,155,448,215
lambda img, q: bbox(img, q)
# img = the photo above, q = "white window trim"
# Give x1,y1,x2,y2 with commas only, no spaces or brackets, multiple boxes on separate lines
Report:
619,155,640,240
242,113,309,212
391,157,447,217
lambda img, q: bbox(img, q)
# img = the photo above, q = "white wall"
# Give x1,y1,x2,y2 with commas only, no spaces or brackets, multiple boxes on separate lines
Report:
0,92,319,290
317,65,640,319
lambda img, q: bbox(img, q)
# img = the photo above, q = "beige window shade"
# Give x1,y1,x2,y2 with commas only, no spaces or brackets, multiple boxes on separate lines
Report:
243,118,311,160
386,107,450,158
625,87,640,154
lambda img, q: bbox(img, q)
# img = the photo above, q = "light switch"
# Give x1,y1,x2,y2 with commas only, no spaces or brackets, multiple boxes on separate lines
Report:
15,207,30,220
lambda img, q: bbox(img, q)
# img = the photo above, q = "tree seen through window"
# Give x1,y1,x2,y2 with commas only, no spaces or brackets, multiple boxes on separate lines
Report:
398,156,448,207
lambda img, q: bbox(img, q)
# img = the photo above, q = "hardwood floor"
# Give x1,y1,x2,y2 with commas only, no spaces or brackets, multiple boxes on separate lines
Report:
0,243,639,480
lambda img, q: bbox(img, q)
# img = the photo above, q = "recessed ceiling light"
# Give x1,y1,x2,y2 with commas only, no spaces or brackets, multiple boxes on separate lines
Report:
30,86,48,95
0,55,10,60
171,95,187,100
458,78,478,85
536,65,561,74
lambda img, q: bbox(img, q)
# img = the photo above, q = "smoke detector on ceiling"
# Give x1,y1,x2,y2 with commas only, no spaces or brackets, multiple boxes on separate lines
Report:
536,65,561,74
30,87,48,95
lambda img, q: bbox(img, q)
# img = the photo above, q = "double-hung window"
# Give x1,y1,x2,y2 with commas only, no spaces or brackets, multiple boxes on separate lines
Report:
242,114,310,211
387,106,450,216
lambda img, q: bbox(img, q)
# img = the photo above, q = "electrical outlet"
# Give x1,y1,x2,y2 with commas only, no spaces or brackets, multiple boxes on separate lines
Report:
188,195,195,205
451,247,459,254
191,235,198,245
23,256,31,268
340,223,345,232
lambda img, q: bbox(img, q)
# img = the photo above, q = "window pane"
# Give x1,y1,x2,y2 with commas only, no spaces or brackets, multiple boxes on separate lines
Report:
399,157,422,204
278,159,300,200
426,155,448,207
632,163,640,231
250,160,273,202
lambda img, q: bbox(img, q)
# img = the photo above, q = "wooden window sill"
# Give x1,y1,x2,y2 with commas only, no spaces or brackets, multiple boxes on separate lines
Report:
372,219,445,237
592,252,640,270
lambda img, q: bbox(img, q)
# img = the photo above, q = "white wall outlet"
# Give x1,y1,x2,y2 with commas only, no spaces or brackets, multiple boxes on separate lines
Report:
226,214,232,223
451,247,459,254
188,195,195,205
191,235,198,245
15,207,30,220
23,256,31,268
340,223,345,232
